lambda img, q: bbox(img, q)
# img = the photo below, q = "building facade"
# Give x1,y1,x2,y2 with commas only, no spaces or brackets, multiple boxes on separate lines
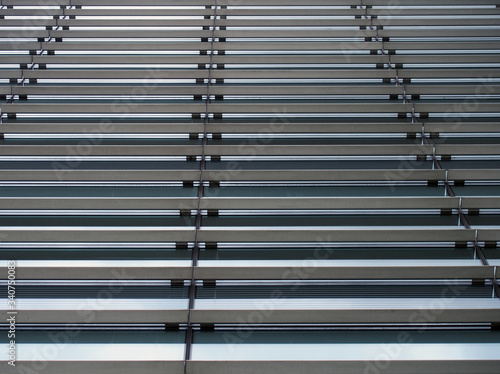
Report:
1,1,500,373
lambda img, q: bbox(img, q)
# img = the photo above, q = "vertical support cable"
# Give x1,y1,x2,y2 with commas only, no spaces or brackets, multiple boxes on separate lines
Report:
425,124,500,299
184,1,218,371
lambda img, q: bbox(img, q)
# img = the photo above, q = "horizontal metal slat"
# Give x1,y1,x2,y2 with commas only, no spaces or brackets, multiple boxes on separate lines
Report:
0,169,446,181
0,227,478,243
0,122,206,134
13,68,499,80
0,102,415,114
20,69,394,79
6,84,404,96
190,307,500,324
0,121,423,134
0,144,434,156
196,228,476,243
0,170,201,181
194,265,495,280
4,85,499,97
0,197,461,210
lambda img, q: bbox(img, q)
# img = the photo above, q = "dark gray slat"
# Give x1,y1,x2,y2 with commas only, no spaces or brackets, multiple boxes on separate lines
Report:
3,0,211,4
0,71,22,79
0,56,32,64
407,85,500,95
196,228,476,243
385,41,500,50
0,19,212,27
16,266,192,280
477,229,500,242
424,122,500,133
7,285,188,299
0,9,63,16
0,8,368,16
369,8,500,15
0,41,215,51
187,361,500,374
0,9,215,16
2,7,499,17
195,266,495,281
0,196,460,210
0,102,206,113
390,54,500,64
0,309,189,323
0,144,433,156
437,145,500,156
20,69,394,79
0,0,66,4
12,284,488,300
17,68,500,79
7,85,209,96
23,54,499,65
9,265,495,280
0,30,213,39
32,41,380,51
2,362,184,374
6,102,500,114
0,214,195,227
462,197,500,209
0,19,370,27
373,19,500,27
0,122,206,134
0,169,200,181
0,121,422,134
441,169,500,182
415,102,500,114
4,29,378,39
31,54,211,64
366,0,500,4
0,228,196,242
2,18,498,27
0,144,435,156
0,227,476,243
0,102,415,113
191,309,500,324
5,0,500,5
223,8,500,16
7,85,404,96
0,169,449,182
6,84,500,96
379,28,500,38
398,69,500,78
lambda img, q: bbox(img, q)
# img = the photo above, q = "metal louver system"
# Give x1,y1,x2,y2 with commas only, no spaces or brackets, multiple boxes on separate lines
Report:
1,1,500,373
